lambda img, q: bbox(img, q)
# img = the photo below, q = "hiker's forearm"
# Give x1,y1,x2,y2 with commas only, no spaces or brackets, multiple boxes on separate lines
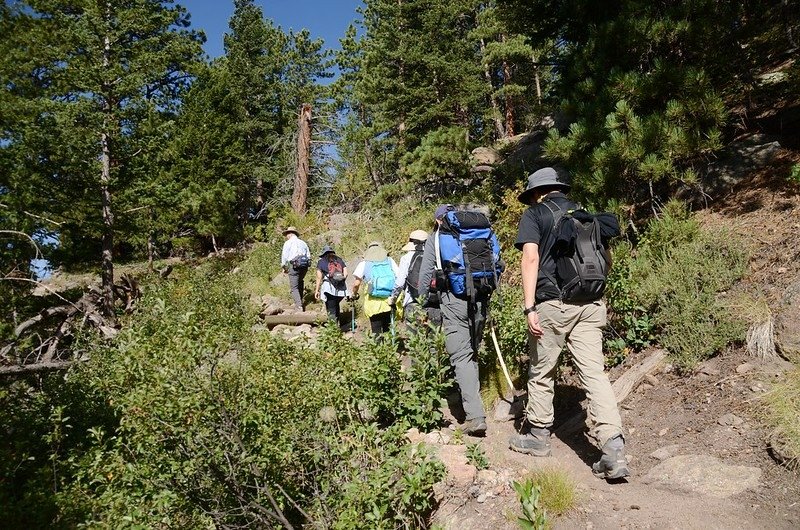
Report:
521,243,540,309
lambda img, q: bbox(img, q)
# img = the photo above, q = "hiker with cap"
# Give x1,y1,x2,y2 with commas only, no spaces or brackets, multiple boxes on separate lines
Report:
314,245,349,323
280,226,311,311
350,242,400,337
416,203,495,437
389,229,441,333
510,166,628,479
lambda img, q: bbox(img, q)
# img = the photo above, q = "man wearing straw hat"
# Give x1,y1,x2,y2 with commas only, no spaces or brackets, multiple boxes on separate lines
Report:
510,167,629,480
280,226,311,311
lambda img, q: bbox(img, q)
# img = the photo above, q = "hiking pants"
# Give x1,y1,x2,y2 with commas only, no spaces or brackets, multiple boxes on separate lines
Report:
324,295,343,321
440,292,488,422
288,265,307,310
526,299,623,447
369,311,392,335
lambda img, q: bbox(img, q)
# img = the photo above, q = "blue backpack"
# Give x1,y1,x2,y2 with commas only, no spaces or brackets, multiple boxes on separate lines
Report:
436,210,502,300
364,258,396,298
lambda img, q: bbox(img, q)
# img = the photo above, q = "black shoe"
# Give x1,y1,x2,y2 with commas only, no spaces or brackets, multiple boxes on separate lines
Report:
509,426,551,457
462,417,487,436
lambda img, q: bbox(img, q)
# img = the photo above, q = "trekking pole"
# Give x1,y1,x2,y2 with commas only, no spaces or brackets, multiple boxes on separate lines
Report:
489,320,516,393
350,298,356,333
390,305,396,340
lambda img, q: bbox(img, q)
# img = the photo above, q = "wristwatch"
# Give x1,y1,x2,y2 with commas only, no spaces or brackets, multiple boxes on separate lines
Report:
523,305,536,315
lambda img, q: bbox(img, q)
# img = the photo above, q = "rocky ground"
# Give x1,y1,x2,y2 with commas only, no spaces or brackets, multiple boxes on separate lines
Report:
418,348,799,529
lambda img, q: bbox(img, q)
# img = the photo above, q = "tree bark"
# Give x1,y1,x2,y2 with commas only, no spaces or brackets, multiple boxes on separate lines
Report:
101,11,116,319
480,38,505,139
502,58,516,137
291,104,312,215
532,52,542,105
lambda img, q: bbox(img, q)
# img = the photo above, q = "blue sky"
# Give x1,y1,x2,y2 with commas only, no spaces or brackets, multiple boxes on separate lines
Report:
180,0,363,59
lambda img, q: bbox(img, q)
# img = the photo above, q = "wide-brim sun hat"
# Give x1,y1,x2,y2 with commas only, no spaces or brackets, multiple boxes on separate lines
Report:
364,241,388,261
282,226,300,236
517,167,571,204
409,229,428,242
319,244,335,257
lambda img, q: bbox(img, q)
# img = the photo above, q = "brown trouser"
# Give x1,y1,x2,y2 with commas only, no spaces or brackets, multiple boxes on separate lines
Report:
526,299,623,447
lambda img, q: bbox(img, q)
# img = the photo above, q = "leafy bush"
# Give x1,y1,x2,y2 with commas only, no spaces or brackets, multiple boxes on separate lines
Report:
1,254,446,528
608,201,747,371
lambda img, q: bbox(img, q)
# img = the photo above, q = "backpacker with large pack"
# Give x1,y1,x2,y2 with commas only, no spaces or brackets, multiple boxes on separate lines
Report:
541,200,618,303
364,258,396,298
406,242,439,306
435,210,502,300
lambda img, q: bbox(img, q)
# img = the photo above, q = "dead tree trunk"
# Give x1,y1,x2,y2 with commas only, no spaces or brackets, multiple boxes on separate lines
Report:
532,52,542,105
480,38,505,139
100,17,116,319
292,104,312,215
502,58,516,137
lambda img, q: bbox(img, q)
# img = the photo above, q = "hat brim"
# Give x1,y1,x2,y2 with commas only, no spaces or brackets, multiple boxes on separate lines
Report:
517,183,570,204
282,229,299,236
401,242,416,252
364,246,388,261
319,250,334,257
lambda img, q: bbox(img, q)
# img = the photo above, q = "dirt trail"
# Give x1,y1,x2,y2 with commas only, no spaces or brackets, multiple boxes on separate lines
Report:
432,352,800,529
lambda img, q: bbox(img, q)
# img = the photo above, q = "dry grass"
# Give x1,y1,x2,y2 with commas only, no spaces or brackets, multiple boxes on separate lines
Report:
763,368,800,470
528,466,579,516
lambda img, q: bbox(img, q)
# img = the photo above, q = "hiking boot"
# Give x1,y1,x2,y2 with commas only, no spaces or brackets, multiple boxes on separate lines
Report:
592,435,630,479
462,417,487,437
509,426,551,457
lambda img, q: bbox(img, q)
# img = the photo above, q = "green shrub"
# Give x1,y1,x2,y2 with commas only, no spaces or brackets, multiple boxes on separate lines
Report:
2,253,446,528
609,201,747,371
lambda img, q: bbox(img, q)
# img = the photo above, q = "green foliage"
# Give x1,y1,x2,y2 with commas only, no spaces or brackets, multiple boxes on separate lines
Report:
789,164,800,185
401,126,471,194
604,240,656,367
490,287,528,362
763,368,800,470
608,201,747,371
1,253,445,528
513,479,548,530
465,443,489,470
398,325,452,431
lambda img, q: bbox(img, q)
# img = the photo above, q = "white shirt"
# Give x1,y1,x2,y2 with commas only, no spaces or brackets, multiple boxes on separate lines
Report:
395,251,415,306
353,258,400,281
280,235,310,267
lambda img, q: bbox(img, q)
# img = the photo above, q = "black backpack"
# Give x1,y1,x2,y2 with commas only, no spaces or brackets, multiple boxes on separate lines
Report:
542,201,611,303
405,243,425,300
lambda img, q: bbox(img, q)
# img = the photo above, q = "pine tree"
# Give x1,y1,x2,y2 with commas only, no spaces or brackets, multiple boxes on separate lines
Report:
1,0,202,313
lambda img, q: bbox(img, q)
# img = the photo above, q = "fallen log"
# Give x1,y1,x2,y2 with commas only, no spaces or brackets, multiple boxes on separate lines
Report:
555,348,668,438
260,313,326,328
0,358,88,375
